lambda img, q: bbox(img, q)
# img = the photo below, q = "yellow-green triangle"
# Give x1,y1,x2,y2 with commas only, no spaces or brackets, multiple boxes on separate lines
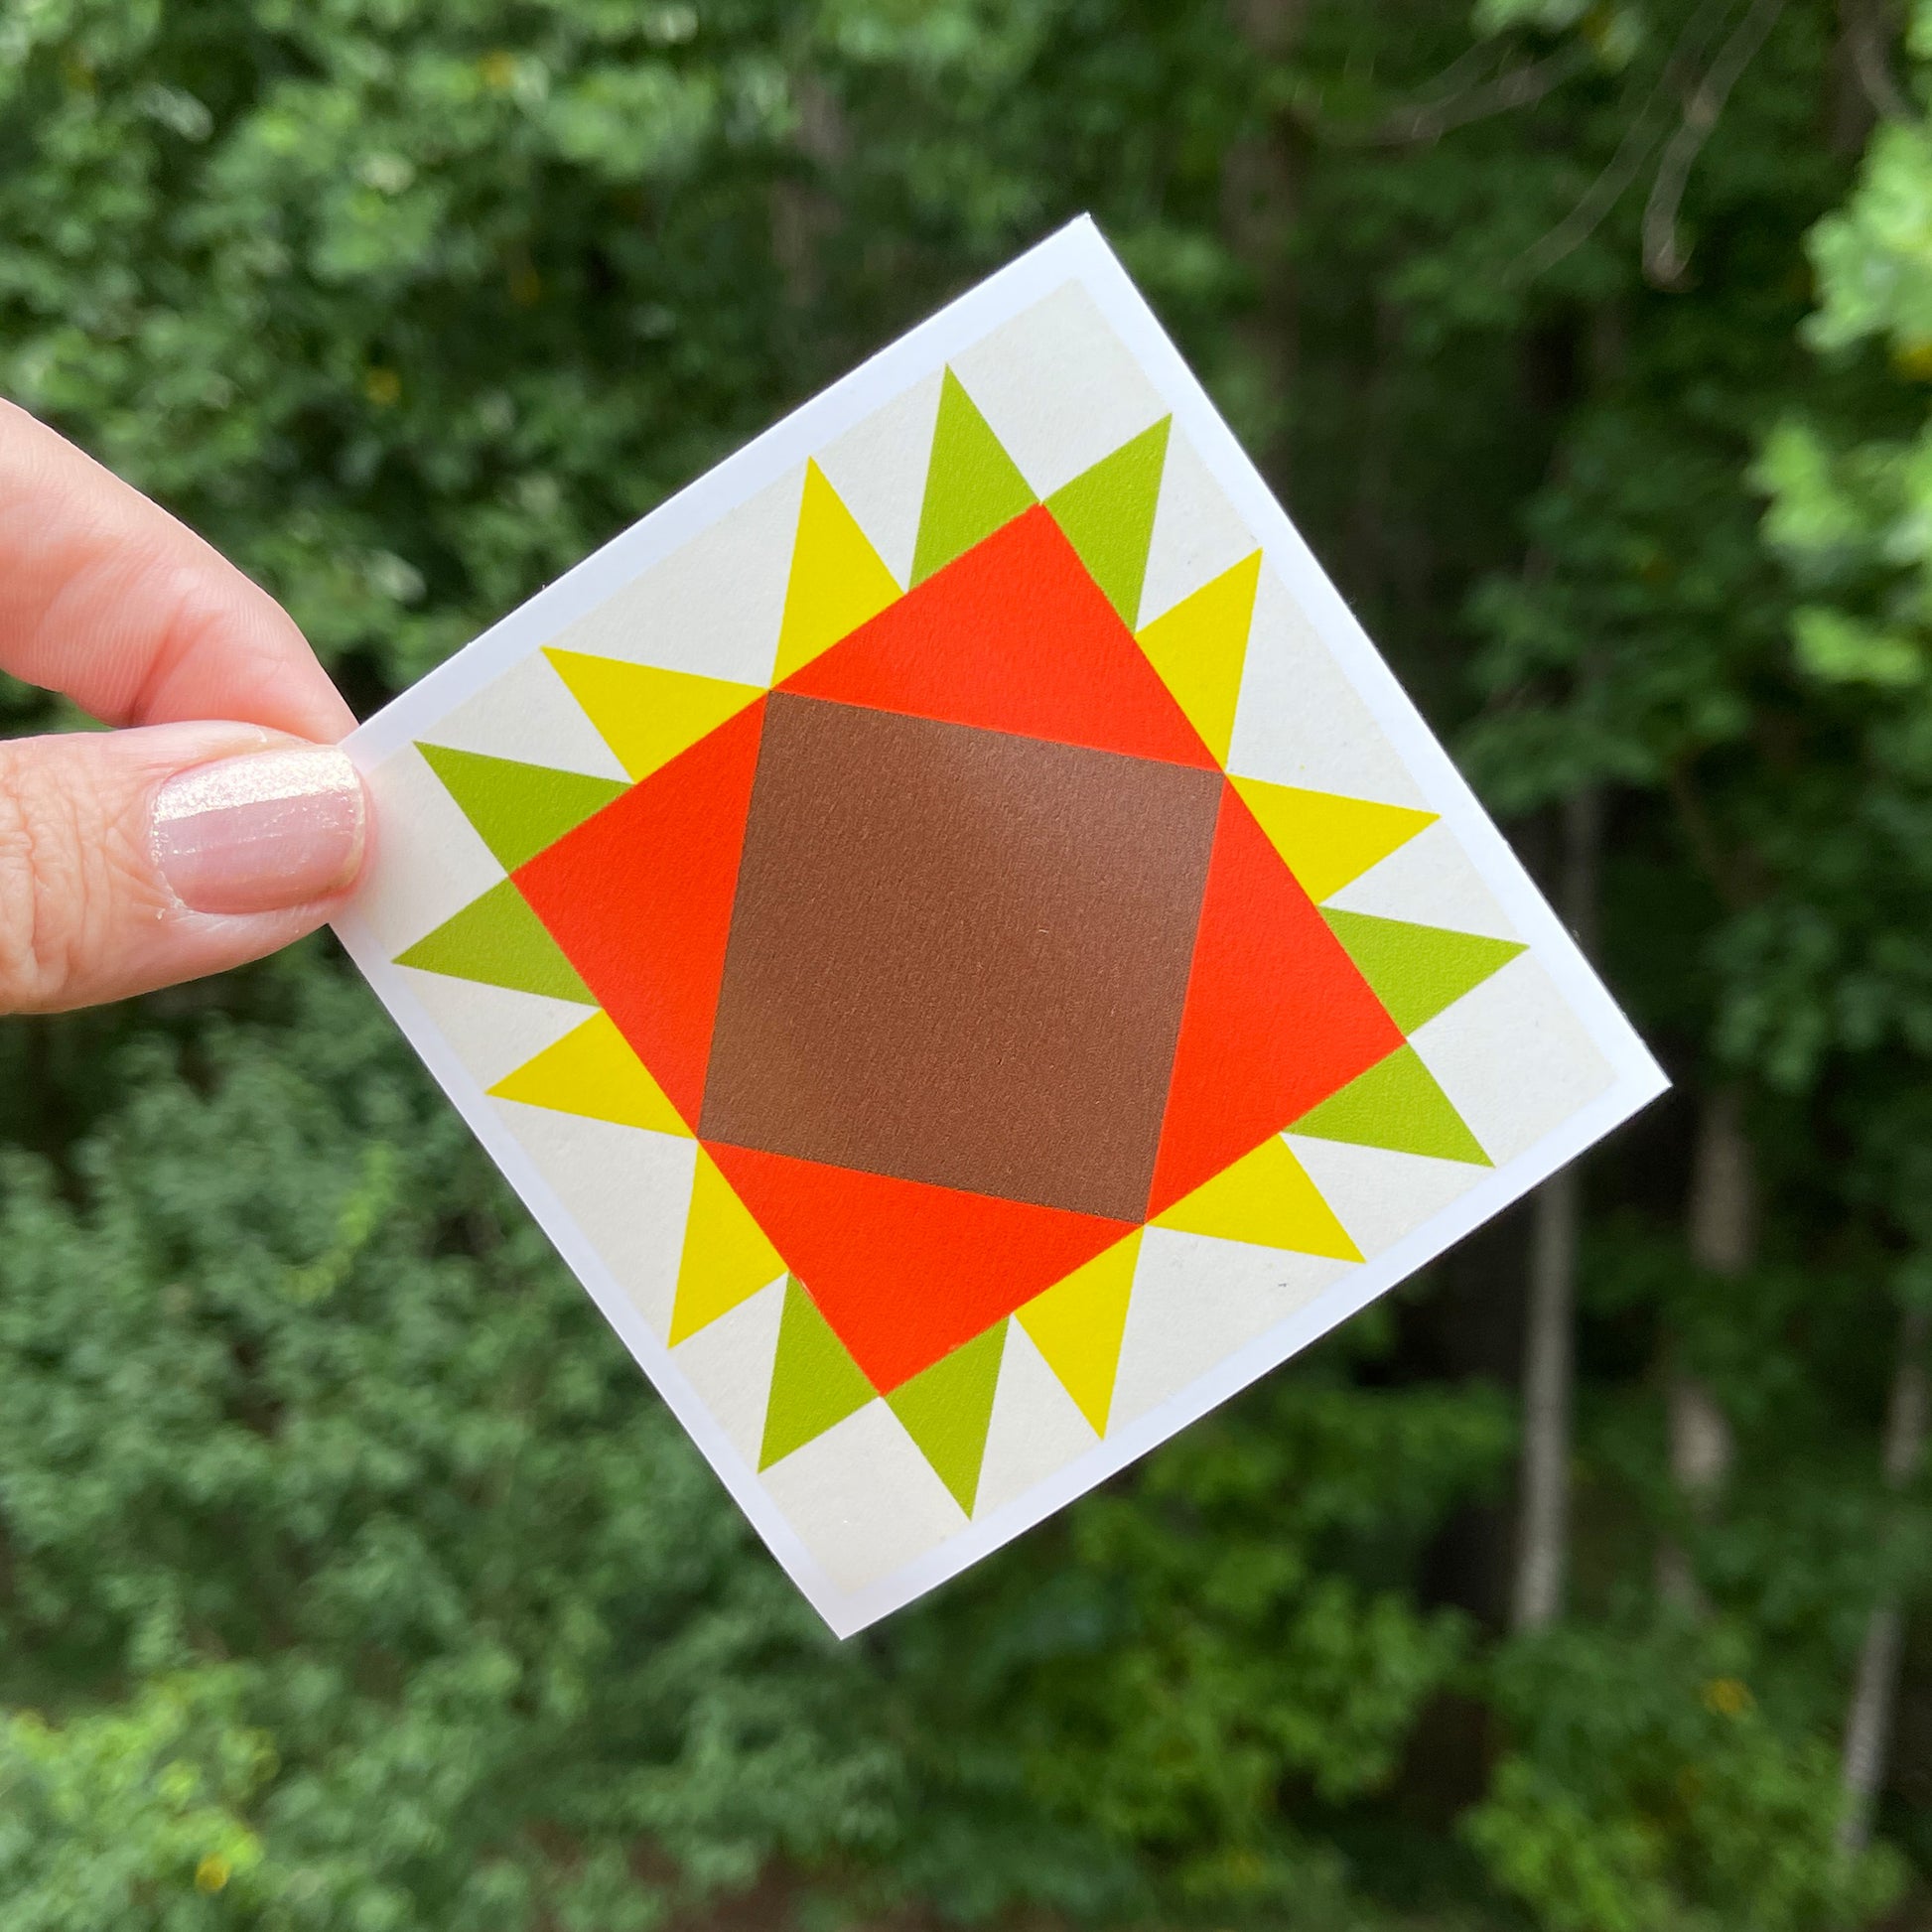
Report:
417,744,627,872
545,650,762,781
1154,1135,1361,1260
910,369,1035,584
886,1321,1008,1514
772,461,902,682
1291,1045,1490,1167
394,880,595,1004
1046,417,1172,625
487,1011,686,1135
670,1151,786,1344
1231,776,1438,904
759,1279,877,1468
1321,909,1526,1035
1016,1231,1141,1436
1136,551,1262,761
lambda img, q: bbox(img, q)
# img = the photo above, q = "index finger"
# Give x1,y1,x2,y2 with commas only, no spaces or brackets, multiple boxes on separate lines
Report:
0,399,354,743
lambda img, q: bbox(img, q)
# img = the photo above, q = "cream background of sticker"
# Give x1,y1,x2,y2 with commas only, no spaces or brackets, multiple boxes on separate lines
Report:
952,280,1170,497
492,1104,697,1340
399,976,589,1091
542,467,806,685
816,370,943,589
1227,566,1430,806
333,217,1669,1640
671,1278,787,1468
1323,819,1521,940
1109,1229,1352,1431
355,746,504,956
759,1402,967,1595
1411,953,1617,1167
1137,426,1259,629
973,1321,1100,1520
1286,1136,1489,1261
420,649,629,780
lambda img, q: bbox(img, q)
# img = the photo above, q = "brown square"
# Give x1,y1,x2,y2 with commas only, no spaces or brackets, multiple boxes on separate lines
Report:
699,693,1225,1222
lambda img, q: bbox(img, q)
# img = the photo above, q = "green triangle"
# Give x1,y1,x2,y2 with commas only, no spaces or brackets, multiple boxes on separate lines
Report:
759,1279,878,1469
1291,1045,1490,1166
1045,417,1172,625
909,369,1036,584
1321,909,1526,1035
418,744,627,872
885,1321,1008,1514
394,880,595,1004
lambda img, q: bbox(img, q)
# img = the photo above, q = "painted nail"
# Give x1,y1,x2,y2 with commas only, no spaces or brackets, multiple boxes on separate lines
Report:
151,746,366,915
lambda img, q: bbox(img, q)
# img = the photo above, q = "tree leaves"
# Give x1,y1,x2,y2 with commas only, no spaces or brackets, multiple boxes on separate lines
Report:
0,0,1928,1925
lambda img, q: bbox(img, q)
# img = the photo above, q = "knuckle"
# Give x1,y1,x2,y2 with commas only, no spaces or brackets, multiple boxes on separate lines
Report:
0,742,151,1013
0,749,85,1010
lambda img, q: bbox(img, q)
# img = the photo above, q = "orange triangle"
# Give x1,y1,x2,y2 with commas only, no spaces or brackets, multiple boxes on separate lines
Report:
779,507,1217,768
702,1141,1136,1393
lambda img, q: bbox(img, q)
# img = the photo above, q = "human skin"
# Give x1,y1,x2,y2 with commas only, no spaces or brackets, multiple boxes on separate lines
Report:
0,399,368,1014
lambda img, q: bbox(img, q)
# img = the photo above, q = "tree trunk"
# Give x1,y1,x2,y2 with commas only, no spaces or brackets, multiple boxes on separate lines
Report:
1512,786,1600,1632
769,73,847,311
1514,1164,1580,1629
1658,1088,1749,1607
1838,1303,1930,1856
1222,0,1308,483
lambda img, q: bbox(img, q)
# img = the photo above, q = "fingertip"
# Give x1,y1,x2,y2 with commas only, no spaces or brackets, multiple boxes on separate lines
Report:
0,404,358,743
128,550,360,744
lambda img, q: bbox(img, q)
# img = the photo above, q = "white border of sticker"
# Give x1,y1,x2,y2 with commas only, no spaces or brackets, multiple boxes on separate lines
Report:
333,215,1669,1638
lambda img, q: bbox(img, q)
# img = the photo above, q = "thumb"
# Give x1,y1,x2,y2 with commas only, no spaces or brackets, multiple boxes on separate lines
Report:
1,723,367,1014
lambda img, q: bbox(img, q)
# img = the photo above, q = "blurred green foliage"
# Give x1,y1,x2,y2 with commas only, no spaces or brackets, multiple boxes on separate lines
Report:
1,0,1930,1926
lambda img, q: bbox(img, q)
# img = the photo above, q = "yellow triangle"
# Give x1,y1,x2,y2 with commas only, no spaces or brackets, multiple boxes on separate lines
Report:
487,1012,687,1136
1015,1230,1141,1436
1134,551,1262,762
669,1151,786,1344
1231,775,1438,903
544,650,762,781
772,461,902,683
1154,1136,1362,1261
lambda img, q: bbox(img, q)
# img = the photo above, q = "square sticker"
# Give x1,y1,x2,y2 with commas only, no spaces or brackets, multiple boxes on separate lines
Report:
334,217,1665,1636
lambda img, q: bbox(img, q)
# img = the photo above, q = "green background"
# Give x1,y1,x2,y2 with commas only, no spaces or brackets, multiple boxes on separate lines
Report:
2,0,1930,1925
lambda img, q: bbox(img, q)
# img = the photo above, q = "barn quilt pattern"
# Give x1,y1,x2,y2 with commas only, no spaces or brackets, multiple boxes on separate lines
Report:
336,221,1664,1633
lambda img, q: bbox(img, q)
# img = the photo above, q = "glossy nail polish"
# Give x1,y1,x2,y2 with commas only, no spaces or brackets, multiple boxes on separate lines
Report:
151,746,366,915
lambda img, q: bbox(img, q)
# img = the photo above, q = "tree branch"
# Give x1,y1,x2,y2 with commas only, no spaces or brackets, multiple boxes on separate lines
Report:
1515,0,1740,282
1843,0,1910,123
1643,0,1791,288
1364,42,1595,146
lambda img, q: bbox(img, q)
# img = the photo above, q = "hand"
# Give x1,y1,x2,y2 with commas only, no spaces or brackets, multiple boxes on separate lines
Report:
0,400,367,1015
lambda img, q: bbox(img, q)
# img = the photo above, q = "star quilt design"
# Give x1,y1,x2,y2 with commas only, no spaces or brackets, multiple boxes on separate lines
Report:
336,223,1663,1633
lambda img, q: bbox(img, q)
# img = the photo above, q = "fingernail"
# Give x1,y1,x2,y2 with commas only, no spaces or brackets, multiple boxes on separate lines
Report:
152,746,366,915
